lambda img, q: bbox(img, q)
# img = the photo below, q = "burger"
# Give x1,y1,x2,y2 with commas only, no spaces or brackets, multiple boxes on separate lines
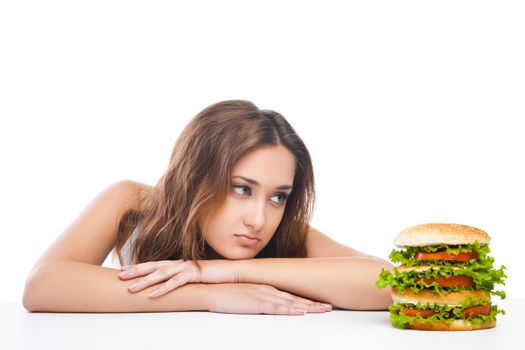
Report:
376,223,507,331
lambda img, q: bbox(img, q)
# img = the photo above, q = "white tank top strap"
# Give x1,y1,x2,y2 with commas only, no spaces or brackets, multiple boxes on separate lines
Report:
112,223,142,268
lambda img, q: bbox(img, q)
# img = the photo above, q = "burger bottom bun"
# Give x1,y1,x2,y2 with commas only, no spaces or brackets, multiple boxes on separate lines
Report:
407,319,496,331
392,289,491,306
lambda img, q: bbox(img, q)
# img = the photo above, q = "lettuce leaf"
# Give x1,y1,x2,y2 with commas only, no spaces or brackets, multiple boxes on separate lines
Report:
377,243,507,298
389,242,491,267
376,264,507,298
388,301,505,329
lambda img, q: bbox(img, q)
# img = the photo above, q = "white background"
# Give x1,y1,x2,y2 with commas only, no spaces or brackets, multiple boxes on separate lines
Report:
1,0,523,303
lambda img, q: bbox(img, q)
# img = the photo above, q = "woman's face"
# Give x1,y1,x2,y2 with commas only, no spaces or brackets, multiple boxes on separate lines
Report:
201,145,295,260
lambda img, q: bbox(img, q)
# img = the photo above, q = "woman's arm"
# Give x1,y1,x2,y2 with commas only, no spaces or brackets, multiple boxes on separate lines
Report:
23,180,202,312
121,228,393,310
24,260,332,315
231,228,393,310
23,260,209,312
233,256,393,311
22,180,210,312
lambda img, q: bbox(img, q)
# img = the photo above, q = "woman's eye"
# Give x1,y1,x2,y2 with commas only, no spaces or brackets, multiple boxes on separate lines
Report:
271,193,288,205
233,185,250,195
233,185,287,205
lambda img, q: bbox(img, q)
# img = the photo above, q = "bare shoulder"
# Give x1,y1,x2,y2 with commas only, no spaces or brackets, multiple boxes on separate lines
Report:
111,179,153,212
306,227,367,258
31,179,153,267
128,179,154,194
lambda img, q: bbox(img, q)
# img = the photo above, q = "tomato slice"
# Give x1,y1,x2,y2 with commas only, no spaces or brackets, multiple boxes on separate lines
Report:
419,275,474,288
464,304,491,317
400,308,436,318
400,304,491,319
415,251,478,261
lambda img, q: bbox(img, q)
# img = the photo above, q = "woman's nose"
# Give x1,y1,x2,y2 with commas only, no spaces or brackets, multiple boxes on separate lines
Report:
244,200,266,231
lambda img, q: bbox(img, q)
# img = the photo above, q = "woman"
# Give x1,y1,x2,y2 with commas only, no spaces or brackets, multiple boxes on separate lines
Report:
22,100,392,315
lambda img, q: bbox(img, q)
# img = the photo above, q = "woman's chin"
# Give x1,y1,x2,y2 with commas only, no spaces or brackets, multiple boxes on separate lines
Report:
220,248,258,260
206,242,260,260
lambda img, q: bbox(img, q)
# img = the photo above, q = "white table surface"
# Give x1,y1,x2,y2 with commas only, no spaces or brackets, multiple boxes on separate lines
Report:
2,299,522,350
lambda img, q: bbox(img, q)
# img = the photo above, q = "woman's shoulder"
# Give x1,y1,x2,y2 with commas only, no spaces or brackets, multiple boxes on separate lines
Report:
109,179,154,212
127,179,154,197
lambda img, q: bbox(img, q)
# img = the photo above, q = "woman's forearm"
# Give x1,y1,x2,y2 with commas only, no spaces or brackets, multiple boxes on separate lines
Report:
233,256,393,310
22,261,210,313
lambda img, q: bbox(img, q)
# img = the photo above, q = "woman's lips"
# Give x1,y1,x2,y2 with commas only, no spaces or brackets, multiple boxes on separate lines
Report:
234,234,260,245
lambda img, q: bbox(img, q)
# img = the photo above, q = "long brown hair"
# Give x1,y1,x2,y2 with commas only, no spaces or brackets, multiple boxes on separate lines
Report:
113,100,315,265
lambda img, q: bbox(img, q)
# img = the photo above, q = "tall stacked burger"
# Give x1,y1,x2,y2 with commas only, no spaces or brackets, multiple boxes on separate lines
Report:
376,223,507,331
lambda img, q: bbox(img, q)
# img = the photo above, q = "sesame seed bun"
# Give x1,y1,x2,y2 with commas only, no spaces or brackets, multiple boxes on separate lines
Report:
394,223,491,247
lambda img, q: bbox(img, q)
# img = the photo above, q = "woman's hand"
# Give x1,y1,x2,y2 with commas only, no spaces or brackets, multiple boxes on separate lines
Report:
119,259,237,298
205,283,332,315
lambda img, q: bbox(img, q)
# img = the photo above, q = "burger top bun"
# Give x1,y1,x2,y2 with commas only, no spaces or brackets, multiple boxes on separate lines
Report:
394,223,491,247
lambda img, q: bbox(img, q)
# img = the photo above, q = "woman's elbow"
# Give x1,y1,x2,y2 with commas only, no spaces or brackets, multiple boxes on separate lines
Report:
22,264,52,312
22,278,41,312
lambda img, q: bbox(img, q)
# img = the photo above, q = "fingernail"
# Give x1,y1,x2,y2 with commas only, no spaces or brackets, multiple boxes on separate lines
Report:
292,308,306,315
119,271,128,278
149,289,160,298
129,282,140,292
313,304,327,310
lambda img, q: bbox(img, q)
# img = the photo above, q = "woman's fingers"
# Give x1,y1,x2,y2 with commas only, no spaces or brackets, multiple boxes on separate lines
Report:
271,289,332,312
206,283,332,316
275,290,331,307
119,262,155,279
126,264,186,293
148,271,194,298
259,301,330,315
261,303,306,315
259,289,331,315
120,262,333,314
297,302,331,314
280,300,331,314
119,261,179,280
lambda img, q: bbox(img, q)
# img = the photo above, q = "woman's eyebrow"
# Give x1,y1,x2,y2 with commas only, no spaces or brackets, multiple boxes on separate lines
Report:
232,176,292,190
